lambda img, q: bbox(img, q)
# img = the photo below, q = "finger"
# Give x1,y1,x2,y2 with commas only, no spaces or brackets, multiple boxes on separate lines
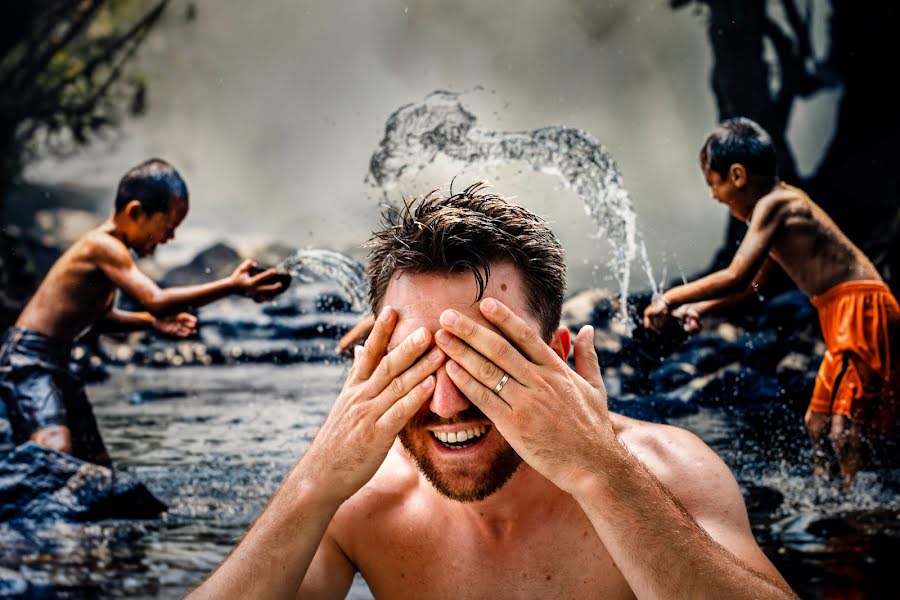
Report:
434,328,527,395
254,282,284,294
573,325,604,391
476,298,558,365
366,326,433,392
249,268,278,286
354,306,398,380
376,375,435,433
436,306,541,380
444,360,512,422
237,259,255,273
371,346,445,414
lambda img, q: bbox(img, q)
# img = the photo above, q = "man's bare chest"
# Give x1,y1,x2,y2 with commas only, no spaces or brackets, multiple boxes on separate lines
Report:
346,512,635,599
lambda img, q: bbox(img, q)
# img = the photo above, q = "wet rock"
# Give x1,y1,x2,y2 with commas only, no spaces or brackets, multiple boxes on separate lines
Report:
757,290,818,330
649,361,697,392
0,402,13,456
733,330,781,372
161,242,242,287
665,364,784,406
608,395,699,422
0,567,27,596
740,483,784,519
0,443,166,522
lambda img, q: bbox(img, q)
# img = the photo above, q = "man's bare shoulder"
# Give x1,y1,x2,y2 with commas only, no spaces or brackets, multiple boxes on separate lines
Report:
611,414,746,520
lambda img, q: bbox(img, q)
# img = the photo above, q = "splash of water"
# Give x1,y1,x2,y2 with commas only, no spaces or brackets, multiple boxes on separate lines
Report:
367,90,657,328
279,249,368,312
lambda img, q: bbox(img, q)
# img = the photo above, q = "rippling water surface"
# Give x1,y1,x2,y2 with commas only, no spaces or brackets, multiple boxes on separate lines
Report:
4,357,898,599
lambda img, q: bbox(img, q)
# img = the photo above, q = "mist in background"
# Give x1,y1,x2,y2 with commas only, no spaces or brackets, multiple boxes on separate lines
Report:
20,0,839,292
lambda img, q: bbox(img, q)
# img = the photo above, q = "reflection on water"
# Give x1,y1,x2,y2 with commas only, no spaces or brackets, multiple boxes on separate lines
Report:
2,363,898,598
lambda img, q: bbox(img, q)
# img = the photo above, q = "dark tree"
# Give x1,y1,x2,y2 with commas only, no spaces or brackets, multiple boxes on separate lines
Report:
672,0,900,292
0,0,169,215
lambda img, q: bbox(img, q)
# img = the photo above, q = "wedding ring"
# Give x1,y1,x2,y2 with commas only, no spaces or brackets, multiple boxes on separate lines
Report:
493,372,510,394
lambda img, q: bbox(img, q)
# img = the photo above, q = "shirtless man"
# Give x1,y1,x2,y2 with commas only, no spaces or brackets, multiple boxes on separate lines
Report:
643,117,899,485
0,158,287,466
192,183,796,599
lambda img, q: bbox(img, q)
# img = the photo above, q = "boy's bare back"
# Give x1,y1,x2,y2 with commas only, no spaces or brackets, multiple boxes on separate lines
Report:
15,228,121,341
756,183,880,297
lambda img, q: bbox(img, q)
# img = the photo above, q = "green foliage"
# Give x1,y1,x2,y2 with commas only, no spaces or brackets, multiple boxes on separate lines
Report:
0,0,169,193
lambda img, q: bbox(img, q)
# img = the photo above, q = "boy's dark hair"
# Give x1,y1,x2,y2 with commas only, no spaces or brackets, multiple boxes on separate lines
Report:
115,158,188,215
700,117,777,181
366,182,566,340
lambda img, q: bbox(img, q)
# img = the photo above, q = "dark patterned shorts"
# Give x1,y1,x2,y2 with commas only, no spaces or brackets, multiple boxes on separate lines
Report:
0,327,110,466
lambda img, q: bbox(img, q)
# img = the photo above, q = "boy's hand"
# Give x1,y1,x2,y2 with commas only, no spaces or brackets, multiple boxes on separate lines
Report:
672,304,702,334
229,259,289,300
154,312,198,337
642,298,671,332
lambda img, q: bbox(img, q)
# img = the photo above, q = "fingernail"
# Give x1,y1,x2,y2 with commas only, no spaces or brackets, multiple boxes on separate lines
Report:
435,329,452,345
446,360,460,374
428,348,444,362
482,298,497,313
421,376,435,390
354,345,363,359
379,306,393,322
440,310,459,327
413,328,427,345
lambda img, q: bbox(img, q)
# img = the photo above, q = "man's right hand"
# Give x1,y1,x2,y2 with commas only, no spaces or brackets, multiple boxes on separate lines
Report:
298,306,445,504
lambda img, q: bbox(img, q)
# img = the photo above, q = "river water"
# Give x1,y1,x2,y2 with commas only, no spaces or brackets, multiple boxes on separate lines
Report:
4,355,895,599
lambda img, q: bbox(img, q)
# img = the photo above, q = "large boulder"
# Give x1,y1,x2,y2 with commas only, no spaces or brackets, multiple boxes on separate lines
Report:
0,443,166,522
161,241,242,287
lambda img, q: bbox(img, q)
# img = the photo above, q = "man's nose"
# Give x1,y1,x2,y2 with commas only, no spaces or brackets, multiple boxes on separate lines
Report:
429,365,472,418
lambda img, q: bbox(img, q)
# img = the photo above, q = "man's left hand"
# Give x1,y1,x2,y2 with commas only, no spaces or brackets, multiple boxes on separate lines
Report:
434,297,618,496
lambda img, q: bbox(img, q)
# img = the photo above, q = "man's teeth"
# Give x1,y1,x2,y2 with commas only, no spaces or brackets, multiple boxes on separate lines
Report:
432,426,487,444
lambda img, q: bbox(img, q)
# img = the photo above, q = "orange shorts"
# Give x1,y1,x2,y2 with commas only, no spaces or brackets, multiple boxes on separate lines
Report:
808,280,900,432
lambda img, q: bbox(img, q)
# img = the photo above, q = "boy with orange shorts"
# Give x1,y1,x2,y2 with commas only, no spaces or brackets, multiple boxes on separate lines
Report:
643,117,898,485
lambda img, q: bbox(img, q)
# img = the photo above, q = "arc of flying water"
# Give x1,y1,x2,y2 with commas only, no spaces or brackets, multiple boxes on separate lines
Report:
279,248,369,312
366,90,659,330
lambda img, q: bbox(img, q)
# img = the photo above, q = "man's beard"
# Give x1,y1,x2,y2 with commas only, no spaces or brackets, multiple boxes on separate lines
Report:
399,406,522,502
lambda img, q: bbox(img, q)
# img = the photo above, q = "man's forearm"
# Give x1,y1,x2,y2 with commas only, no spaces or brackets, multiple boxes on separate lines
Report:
573,443,796,600
188,462,341,600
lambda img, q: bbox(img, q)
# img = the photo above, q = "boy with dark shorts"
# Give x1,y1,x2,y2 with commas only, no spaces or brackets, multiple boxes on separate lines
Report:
0,159,287,466
643,118,899,486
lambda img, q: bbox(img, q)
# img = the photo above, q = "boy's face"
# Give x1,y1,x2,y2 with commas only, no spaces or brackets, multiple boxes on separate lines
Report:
702,162,749,221
133,199,188,257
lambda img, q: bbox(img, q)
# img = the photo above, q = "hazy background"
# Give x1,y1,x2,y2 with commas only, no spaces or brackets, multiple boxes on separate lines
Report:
19,0,839,293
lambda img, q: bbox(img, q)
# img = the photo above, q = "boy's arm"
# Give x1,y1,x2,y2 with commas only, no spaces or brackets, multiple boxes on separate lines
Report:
691,256,774,315
644,196,787,330
96,307,198,337
90,234,284,314
95,307,156,332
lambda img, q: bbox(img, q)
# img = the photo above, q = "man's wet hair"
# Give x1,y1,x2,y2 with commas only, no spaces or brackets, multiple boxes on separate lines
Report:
114,158,188,215
700,117,777,182
366,182,566,340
